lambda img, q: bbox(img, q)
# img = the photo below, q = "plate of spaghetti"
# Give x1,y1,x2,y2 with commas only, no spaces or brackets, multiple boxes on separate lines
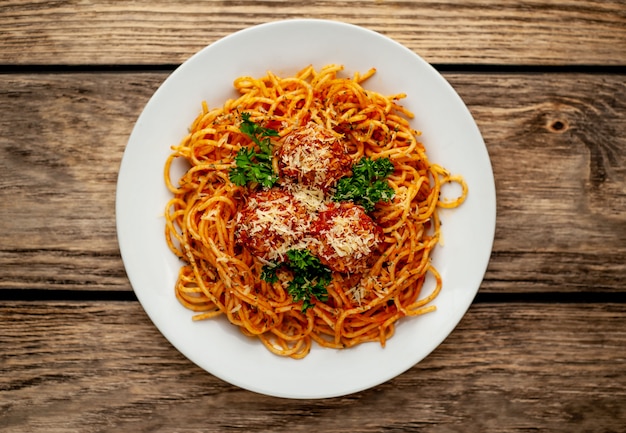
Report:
116,19,496,399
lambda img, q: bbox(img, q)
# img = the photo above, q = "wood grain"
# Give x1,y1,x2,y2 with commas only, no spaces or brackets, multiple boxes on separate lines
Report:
1,301,625,432
448,73,626,293
1,72,624,293
0,73,161,291
1,0,625,66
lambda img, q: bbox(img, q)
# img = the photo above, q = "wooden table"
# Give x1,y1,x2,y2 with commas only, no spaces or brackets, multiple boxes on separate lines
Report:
1,1,625,431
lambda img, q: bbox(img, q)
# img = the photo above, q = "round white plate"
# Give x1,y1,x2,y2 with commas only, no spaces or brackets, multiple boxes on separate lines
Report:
116,19,496,399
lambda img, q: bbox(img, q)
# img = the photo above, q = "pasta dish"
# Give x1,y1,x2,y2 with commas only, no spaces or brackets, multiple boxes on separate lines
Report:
164,64,467,358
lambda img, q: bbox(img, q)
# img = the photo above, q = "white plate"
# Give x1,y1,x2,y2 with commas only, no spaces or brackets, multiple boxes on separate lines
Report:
116,19,496,399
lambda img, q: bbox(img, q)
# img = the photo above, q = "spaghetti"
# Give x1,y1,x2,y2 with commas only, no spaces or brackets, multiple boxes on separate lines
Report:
164,64,467,358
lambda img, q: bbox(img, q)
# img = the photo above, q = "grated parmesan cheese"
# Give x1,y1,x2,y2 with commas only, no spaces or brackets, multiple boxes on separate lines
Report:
277,122,352,190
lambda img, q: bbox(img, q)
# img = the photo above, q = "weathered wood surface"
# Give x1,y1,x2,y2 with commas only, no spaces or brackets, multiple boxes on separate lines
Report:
1,0,625,66
1,73,624,293
1,302,625,432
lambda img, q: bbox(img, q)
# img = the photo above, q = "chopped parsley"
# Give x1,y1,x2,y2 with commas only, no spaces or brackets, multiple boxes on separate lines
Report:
333,157,395,211
261,249,332,311
260,263,279,284
229,112,279,188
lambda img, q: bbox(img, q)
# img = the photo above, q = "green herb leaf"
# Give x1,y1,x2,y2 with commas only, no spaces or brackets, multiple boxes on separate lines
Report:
261,249,332,311
333,157,395,211
240,112,279,142
260,263,279,284
228,113,279,188
286,249,331,311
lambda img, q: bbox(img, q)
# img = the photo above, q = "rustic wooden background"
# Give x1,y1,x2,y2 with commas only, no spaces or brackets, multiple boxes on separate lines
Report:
1,1,625,432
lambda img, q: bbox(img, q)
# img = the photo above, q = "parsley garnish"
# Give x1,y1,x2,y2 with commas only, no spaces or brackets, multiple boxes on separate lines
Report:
229,112,279,188
260,263,279,284
261,249,332,311
333,157,395,211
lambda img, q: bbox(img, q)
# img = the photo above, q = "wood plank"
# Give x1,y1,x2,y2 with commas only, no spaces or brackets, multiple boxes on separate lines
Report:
1,0,625,66
0,73,163,291
447,73,626,293
1,72,625,293
1,301,625,432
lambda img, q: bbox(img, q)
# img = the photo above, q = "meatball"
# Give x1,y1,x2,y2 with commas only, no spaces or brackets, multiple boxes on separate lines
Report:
235,189,311,261
277,122,353,190
311,202,383,273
